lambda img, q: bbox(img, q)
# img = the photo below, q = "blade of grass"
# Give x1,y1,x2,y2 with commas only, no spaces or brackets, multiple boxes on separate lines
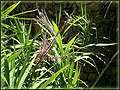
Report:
31,78,49,89
79,79,89,87
12,9,37,17
81,59,96,68
7,50,22,62
1,1,8,10
17,56,36,89
58,4,61,27
81,1,83,16
86,43,117,47
62,16,84,36
39,63,70,89
52,20,63,55
68,61,75,87
1,73,9,86
10,16,35,20
16,27,41,87
10,39,16,89
25,22,32,47
14,19,23,43
2,4,15,16
4,49,9,85
64,33,79,55
72,61,79,86
1,1,21,19
75,56,96,68
104,1,112,20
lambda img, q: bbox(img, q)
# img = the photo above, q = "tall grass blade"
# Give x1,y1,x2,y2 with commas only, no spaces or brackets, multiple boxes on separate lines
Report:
25,22,32,47
81,2,83,16
39,63,70,89
10,41,16,89
17,56,36,89
68,61,75,87
1,1,8,10
62,16,84,36
58,4,61,26
64,33,79,55
72,61,79,86
79,80,89,87
1,1,21,19
1,73,9,86
104,1,112,20
4,50,9,84
81,59,96,68
52,20,63,55
86,43,117,47
7,50,22,62
31,78,49,89
16,27,41,87
12,9,37,17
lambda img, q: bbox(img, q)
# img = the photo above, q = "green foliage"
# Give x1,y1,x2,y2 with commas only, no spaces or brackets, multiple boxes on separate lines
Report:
1,1,117,89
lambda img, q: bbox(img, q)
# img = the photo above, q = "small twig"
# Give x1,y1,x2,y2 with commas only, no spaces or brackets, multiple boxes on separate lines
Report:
90,50,119,89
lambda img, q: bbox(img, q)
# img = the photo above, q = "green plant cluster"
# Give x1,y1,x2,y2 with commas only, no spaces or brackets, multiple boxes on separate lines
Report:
1,1,118,89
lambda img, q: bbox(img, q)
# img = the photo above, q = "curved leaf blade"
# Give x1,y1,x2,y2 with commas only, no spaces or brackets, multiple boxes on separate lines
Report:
39,64,70,89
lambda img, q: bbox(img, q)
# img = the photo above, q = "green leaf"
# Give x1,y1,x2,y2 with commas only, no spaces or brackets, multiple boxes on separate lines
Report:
81,2,83,16
81,59,96,68
25,22,32,47
5,15,35,20
17,56,36,89
64,33,79,55
72,61,79,85
12,9,37,17
2,1,21,20
69,61,74,79
68,61,75,87
4,50,9,83
79,80,89,87
75,56,96,68
62,16,84,36
7,50,22,62
86,43,117,47
31,78,49,89
104,1,112,20
39,64,70,89
14,19,24,43
16,28,41,88
52,20,63,55
1,73,9,86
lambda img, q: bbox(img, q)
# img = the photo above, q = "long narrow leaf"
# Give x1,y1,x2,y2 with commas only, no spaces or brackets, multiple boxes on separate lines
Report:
25,22,32,47
64,33,79,55
62,16,84,36
86,43,117,47
72,61,79,85
4,50,9,84
17,56,36,89
39,63,70,89
68,61,75,87
12,9,37,17
1,73,9,86
7,50,22,62
16,27,41,87
52,20,63,55
2,1,21,19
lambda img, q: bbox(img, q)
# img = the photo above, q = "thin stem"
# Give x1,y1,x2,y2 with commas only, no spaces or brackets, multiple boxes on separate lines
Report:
90,50,119,89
